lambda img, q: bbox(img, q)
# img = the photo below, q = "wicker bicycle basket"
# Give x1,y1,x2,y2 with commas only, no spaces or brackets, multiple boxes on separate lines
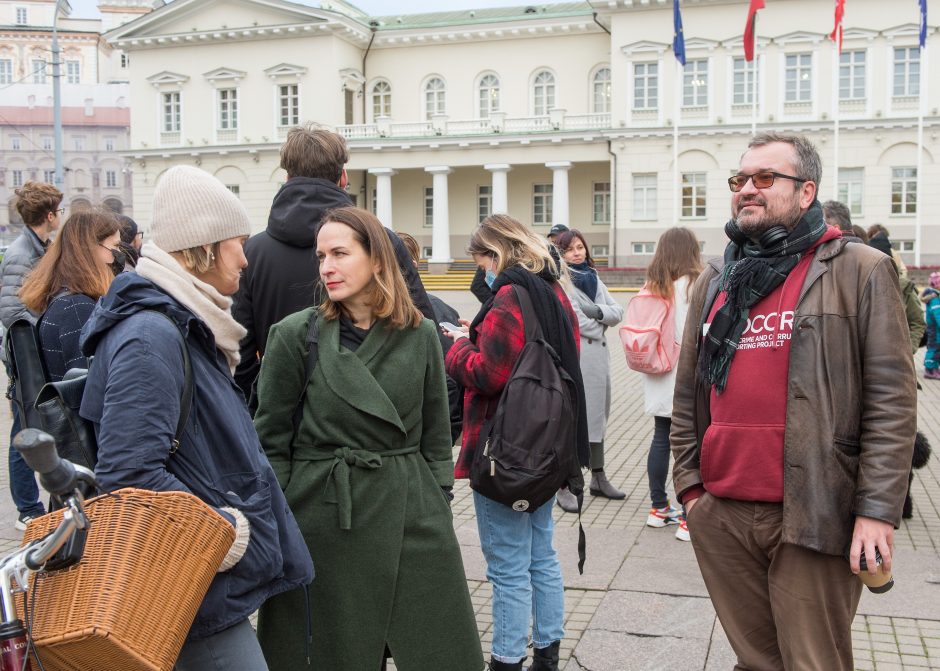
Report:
16,487,236,671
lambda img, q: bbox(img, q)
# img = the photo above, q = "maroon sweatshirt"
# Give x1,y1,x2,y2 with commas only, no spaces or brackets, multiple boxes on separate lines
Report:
684,226,842,504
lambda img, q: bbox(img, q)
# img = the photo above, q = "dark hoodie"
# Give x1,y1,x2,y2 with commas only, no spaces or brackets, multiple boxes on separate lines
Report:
79,272,313,640
233,177,434,401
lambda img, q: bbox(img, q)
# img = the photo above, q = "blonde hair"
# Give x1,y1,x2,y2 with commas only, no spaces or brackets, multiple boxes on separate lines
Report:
318,207,422,330
467,214,557,276
176,242,221,275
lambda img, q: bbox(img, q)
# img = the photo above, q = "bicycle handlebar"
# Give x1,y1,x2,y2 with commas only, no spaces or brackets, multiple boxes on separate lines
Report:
14,429,80,498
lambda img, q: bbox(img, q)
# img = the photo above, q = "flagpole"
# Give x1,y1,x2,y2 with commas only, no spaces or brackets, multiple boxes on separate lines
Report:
674,59,681,227
916,41,926,267
833,40,840,200
751,14,758,136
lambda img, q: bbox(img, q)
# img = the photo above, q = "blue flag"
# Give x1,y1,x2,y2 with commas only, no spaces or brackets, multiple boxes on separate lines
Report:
673,0,686,66
921,0,928,49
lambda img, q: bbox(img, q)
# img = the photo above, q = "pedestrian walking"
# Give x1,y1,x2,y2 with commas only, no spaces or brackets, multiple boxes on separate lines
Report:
1,181,62,529
637,228,702,541
79,165,313,671
253,207,482,671
671,133,916,670
445,214,589,671
554,229,624,512
922,273,940,380
20,208,124,382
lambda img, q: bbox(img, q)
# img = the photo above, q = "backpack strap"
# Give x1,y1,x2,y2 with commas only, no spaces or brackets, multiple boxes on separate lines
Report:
291,309,319,438
512,286,543,343
149,311,192,455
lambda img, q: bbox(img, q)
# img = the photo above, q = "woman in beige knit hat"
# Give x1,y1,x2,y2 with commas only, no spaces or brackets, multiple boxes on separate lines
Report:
78,165,313,671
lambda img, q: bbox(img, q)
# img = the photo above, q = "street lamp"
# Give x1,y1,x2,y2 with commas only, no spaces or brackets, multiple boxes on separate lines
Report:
51,0,67,194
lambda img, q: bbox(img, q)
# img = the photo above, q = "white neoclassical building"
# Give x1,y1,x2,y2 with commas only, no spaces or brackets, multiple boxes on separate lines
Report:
105,0,939,267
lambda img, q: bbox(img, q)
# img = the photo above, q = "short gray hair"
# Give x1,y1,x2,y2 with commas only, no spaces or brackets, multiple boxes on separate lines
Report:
822,200,852,231
747,132,822,188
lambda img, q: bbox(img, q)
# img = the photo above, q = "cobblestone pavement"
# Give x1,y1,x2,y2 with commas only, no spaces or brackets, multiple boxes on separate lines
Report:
2,289,940,670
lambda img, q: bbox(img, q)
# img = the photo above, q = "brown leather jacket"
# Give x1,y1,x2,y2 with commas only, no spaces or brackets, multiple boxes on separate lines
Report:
670,237,916,556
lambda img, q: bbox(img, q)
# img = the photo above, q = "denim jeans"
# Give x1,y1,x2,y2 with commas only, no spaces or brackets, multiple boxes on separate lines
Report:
473,491,565,663
647,416,672,510
7,396,43,516
175,619,268,671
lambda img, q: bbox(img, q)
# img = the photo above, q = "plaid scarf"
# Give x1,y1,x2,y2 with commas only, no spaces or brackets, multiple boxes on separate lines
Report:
698,200,827,393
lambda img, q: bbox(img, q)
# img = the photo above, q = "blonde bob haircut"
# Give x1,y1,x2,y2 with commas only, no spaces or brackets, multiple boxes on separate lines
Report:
467,213,556,276
317,206,423,330
176,242,222,275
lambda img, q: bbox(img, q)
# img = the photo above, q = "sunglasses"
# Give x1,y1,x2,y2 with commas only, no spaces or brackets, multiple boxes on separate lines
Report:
728,171,808,193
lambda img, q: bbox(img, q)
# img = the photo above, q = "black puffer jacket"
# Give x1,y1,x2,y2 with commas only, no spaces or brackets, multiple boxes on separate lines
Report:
233,177,433,400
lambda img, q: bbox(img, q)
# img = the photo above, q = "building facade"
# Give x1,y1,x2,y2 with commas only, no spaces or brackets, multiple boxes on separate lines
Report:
105,0,939,266
0,0,148,241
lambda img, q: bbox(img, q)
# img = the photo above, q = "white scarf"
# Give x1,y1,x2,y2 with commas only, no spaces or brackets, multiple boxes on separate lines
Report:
136,242,246,374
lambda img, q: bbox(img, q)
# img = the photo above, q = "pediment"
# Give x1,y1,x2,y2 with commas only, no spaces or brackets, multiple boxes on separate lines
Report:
105,0,332,42
842,28,879,42
264,63,308,79
203,67,248,82
773,31,826,45
683,38,719,52
146,70,190,86
621,40,668,56
883,24,921,40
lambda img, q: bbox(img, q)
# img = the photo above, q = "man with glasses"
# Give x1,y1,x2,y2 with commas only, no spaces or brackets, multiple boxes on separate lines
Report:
670,133,915,670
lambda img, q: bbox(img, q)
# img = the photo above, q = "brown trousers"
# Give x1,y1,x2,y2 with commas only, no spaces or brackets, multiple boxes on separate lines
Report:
688,494,862,671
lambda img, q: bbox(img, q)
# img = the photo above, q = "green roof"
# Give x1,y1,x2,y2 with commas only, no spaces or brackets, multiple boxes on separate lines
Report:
368,3,594,30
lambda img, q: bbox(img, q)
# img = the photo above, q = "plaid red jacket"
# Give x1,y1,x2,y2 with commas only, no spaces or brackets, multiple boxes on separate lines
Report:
445,282,580,478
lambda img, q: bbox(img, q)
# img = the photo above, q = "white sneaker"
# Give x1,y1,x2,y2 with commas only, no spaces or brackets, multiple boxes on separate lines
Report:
646,504,682,528
675,518,691,542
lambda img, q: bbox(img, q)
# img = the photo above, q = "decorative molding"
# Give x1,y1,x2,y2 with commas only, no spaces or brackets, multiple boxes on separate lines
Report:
773,31,827,47
203,67,247,84
146,70,189,87
620,40,668,57
263,63,308,80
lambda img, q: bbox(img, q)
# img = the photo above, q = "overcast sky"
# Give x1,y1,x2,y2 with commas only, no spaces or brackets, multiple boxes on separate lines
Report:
69,0,528,19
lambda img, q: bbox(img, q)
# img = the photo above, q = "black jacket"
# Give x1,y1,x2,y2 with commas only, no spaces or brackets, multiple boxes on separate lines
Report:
233,176,434,400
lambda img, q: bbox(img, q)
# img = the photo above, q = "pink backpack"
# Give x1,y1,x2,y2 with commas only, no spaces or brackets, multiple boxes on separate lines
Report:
619,286,679,375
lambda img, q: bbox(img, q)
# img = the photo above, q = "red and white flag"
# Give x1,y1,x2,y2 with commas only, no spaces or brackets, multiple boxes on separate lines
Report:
830,0,846,53
744,0,766,62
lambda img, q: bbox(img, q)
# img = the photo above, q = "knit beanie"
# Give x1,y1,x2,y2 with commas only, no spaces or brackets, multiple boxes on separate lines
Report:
151,166,251,253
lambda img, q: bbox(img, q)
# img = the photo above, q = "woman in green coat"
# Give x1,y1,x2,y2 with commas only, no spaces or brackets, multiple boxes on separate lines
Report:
254,206,483,671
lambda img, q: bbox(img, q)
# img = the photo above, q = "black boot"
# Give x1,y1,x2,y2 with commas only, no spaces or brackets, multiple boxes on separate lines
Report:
489,658,524,671
528,641,560,671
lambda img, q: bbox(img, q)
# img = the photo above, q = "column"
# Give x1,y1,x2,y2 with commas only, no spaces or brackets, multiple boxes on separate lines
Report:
545,161,571,230
368,167,396,229
425,166,452,269
484,163,511,214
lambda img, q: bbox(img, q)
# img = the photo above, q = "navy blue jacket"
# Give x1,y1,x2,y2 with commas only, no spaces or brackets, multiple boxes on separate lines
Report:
79,272,314,640
38,292,96,382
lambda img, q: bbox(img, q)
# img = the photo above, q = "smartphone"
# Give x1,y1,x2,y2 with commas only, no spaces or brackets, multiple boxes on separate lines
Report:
439,321,462,333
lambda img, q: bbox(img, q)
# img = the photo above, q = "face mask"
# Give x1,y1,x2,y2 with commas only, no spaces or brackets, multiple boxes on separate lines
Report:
108,247,127,276
484,269,497,288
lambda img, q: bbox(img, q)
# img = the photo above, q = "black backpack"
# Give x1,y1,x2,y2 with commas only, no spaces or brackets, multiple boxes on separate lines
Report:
470,286,578,514
5,318,50,431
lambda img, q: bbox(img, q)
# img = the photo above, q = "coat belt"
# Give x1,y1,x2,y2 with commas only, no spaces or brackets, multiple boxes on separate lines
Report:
300,445,419,530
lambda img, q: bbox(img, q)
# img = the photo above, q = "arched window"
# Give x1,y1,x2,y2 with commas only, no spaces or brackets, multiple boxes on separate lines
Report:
103,198,123,214
532,70,555,116
424,77,446,118
372,80,391,119
478,74,500,119
593,67,611,114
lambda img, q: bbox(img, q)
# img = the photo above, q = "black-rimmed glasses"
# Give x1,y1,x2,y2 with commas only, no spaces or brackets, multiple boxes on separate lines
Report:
728,171,808,193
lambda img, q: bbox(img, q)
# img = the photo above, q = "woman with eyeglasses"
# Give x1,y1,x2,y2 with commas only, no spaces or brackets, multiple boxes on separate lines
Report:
20,207,125,382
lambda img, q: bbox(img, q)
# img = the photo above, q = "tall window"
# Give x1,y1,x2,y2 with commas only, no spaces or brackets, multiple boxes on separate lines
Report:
15,6,27,24
42,136,52,151
11,170,23,187
218,88,238,130
478,185,492,222
839,50,866,100
632,174,657,220
65,60,80,84
0,59,12,85
633,62,658,110
105,170,117,188
592,67,611,114
424,187,434,227
11,137,20,151
120,53,129,69
278,84,299,127
532,70,555,116
837,168,864,216
31,59,46,84
784,53,812,102
372,80,391,118
424,77,445,118
105,137,114,152
683,59,708,107
593,182,611,225
478,74,500,119
681,172,706,218
893,47,920,97
891,167,917,214
533,184,553,225
43,170,55,184
162,92,181,132
732,57,759,105
73,136,84,151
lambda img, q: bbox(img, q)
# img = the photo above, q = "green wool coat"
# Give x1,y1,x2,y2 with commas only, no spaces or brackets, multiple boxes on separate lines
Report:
254,309,483,671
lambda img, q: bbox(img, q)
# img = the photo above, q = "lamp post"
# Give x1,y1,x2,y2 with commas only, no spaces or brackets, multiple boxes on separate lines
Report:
52,0,64,193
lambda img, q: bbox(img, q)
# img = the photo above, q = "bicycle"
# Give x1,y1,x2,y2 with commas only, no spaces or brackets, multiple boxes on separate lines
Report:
0,428,97,671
